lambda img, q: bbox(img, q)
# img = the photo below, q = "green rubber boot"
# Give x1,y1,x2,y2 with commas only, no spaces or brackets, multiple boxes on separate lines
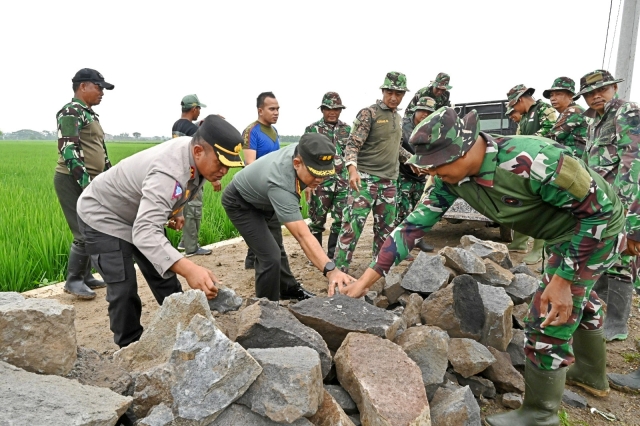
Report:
523,239,544,265
565,328,610,397
484,360,566,426
507,231,529,253
603,276,633,342
608,367,640,393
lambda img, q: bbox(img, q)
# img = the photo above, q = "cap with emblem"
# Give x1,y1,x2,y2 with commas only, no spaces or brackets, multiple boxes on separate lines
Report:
72,68,114,90
414,96,437,112
575,69,623,98
431,72,452,90
380,71,409,92
406,107,480,169
297,133,336,178
319,92,346,109
181,94,207,109
506,84,535,108
196,115,244,167
543,77,578,99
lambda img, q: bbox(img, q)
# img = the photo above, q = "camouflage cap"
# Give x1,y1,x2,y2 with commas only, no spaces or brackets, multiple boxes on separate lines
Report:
505,102,514,116
575,69,623,98
543,77,577,99
406,107,480,169
181,94,207,109
414,96,437,112
318,92,346,109
431,72,452,90
380,71,409,92
506,84,535,108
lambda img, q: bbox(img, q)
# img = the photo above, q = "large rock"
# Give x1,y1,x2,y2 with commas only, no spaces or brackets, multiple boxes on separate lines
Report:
66,347,133,396
289,295,404,351
212,404,313,425
512,303,529,329
0,361,131,425
438,247,486,274
429,386,481,426
502,393,523,409
510,264,538,278
131,363,175,419
401,253,450,294
170,314,262,424
324,385,358,415
0,292,76,375
138,403,174,426
395,326,449,387
335,333,431,426
475,259,514,287
507,330,526,368
208,286,243,313
505,274,538,305
308,389,356,426
238,347,323,423
453,374,496,399
382,272,406,304
235,299,332,378
448,338,496,378
482,347,525,393
115,290,214,372
460,235,512,268
401,292,424,327
421,275,485,341
477,284,513,351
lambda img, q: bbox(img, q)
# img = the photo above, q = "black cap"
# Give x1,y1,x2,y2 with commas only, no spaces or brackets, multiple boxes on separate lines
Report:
196,115,244,167
71,68,115,90
298,133,335,178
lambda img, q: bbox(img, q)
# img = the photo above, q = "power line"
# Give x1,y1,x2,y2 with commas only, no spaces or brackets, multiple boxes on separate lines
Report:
607,0,623,70
603,0,614,68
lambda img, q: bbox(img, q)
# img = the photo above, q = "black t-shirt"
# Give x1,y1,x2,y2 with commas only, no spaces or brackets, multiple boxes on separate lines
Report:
172,119,199,138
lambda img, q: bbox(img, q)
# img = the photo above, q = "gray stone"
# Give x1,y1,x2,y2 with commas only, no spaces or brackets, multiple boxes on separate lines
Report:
289,295,404,351
501,393,523,409
460,235,512,269
235,299,332,378
429,385,481,426
170,314,262,425
324,385,357,415
401,253,450,294
131,363,175,419
308,389,356,426
381,272,406,304
510,264,538,278
238,347,323,423
506,330,526,368
348,414,361,426
477,284,513,351
482,347,525,394
0,294,77,376
512,303,528,329
454,374,496,399
211,404,313,425
439,247,486,274
208,286,243,313
395,326,449,387
475,259,515,287
421,275,485,341
448,338,496,378
505,274,538,305
66,347,133,396
562,389,587,408
373,294,389,309
364,291,377,305
115,290,214,373
335,333,431,425
401,292,424,327
0,361,131,425
138,403,174,426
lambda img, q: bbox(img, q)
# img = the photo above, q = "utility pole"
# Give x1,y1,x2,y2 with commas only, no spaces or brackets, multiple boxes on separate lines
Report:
615,0,640,100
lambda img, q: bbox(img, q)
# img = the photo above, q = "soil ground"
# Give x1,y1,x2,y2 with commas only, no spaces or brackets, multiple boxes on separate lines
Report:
26,216,640,425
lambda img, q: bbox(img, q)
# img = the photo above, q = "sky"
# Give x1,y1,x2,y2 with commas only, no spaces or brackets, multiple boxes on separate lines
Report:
1,0,637,138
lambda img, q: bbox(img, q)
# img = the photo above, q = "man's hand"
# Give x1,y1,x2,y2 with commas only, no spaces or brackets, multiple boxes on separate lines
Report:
348,165,361,192
180,262,219,299
540,274,574,328
167,216,185,231
334,278,369,298
212,180,222,192
326,269,356,296
622,238,640,257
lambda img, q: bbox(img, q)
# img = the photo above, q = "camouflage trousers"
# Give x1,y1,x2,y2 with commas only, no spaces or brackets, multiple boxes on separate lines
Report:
607,253,640,288
308,173,350,235
392,175,426,229
335,174,397,271
524,234,624,370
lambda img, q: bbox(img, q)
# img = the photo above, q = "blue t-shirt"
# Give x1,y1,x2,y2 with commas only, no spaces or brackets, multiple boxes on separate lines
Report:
242,121,280,159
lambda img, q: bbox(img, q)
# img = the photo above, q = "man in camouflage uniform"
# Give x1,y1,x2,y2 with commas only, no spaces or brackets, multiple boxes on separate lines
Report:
505,105,522,132
54,68,114,300
403,72,452,129
336,107,626,425
335,72,413,272
543,77,587,158
304,92,351,259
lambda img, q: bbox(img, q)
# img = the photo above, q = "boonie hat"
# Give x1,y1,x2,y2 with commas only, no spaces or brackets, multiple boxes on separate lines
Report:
196,115,244,167
380,71,409,92
407,107,480,169
575,69,623,98
506,84,535,108
298,133,336,178
319,92,346,109
414,97,437,113
543,77,578,99
505,102,514,116
432,72,452,90
72,68,114,90
181,94,207,109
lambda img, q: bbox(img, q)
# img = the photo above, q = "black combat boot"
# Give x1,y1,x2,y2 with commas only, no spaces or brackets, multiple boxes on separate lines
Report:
64,244,96,300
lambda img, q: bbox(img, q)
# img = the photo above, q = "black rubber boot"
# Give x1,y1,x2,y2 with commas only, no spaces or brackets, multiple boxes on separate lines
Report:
608,367,640,393
327,232,339,259
313,232,323,246
64,244,96,300
603,276,633,342
244,248,255,270
592,274,609,304
416,239,435,252
484,360,566,426
565,328,610,397
84,255,106,289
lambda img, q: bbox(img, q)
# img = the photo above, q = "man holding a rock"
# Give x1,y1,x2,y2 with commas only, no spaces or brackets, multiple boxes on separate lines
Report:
338,107,627,425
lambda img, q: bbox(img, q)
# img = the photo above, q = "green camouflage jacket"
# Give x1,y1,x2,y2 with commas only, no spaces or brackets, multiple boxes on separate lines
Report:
518,100,557,137
56,98,111,188
584,98,640,242
548,103,587,158
404,86,450,120
304,118,351,174
372,133,625,279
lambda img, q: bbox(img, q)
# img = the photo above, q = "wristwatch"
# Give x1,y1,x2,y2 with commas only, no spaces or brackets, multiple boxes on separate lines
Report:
323,261,336,277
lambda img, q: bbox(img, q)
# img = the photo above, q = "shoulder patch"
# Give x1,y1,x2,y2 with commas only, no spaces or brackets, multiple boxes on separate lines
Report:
553,155,590,199
172,181,183,199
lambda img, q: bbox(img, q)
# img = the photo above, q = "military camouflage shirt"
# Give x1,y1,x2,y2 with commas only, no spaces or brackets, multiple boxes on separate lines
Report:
56,98,111,188
548,103,587,158
304,118,351,174
518,100,557,137
404,86,451,120
584,98,640,242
